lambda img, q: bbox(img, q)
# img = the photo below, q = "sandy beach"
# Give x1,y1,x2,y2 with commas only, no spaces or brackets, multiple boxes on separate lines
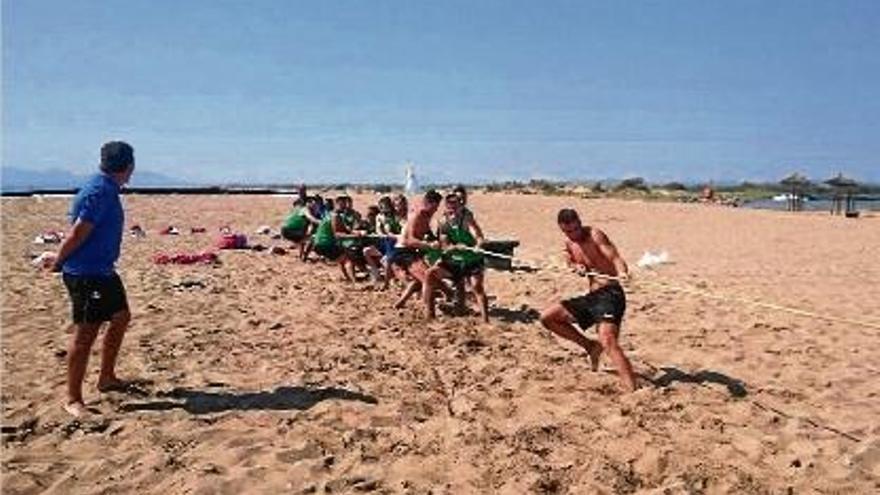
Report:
2,192,879,494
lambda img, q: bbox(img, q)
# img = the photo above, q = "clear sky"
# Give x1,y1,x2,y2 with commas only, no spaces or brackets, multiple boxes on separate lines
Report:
3,0,879,185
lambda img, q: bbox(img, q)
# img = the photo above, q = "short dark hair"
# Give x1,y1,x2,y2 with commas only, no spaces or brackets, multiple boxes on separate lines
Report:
424,189,442,205
100,141,134,173
453,185,467,196
557,208,580,224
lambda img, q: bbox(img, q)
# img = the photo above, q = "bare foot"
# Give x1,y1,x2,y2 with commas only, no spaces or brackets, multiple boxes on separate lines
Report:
586,343,602,372
63,401,89,418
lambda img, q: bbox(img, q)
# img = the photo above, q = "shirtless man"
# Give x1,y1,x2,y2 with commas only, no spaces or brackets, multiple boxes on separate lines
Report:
394,190,444,309
539,208,637,392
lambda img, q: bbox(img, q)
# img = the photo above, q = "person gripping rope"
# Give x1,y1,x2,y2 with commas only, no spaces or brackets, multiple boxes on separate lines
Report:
539,208,637,392
423,193,490,322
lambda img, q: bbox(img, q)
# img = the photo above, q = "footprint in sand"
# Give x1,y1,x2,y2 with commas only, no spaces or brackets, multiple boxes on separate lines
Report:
275,443,323,465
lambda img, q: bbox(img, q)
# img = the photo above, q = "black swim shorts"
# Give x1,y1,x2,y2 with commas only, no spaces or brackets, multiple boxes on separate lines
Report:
439,259,484,281
388,247,419,268
281,226,307,242
561,283,626,328
63,273,129,324
314,243,344,261
345,244,367,264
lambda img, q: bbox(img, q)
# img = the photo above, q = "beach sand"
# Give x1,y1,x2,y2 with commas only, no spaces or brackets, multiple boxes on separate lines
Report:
2,193,879,494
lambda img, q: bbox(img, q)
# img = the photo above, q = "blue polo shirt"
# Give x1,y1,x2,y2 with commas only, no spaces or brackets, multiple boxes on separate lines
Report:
62,174,124,277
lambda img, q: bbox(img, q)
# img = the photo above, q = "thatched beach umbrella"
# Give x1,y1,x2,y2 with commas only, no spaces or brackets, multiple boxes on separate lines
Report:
780,173,810,211
780,172,810,187
824,172,857,188
824,173,859,216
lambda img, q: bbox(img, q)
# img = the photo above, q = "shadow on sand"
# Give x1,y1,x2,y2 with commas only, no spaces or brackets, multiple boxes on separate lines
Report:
489,305,541,324
651,367,748,398
120,385,378,415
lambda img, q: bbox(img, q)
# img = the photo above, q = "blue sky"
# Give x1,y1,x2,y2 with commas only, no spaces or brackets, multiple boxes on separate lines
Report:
3,0,879,185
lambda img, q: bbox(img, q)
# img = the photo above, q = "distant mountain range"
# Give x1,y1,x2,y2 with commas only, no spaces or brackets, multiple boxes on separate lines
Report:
1,167,189,192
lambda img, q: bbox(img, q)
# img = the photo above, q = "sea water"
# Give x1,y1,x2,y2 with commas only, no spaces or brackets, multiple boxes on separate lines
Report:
744,197,880,212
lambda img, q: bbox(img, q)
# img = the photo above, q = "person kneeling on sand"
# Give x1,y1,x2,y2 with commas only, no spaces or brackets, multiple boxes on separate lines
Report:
311,200,362,282
423,193,489,322
333,195,372,277
539,208,638,392
281,196,321,259
46,141,138,416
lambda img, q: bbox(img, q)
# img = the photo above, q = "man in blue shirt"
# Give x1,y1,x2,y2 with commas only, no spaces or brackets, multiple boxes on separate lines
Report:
50,141,135,417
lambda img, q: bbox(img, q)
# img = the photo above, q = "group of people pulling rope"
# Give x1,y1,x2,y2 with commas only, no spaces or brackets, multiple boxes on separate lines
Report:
279,186,640,392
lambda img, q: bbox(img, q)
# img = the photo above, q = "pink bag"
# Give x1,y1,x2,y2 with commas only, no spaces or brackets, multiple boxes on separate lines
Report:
217,233,248,249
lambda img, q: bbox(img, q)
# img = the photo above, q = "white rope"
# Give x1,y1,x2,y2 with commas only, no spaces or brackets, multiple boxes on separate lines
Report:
470,247,880,331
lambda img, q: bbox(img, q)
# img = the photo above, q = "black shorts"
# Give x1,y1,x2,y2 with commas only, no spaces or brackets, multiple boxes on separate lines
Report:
63,273,129,324
338,240,368,264
314,243,344,261
281,226,307,242
561,284,626,328
388,247,419,268
439,259,484,281
345,246,366,264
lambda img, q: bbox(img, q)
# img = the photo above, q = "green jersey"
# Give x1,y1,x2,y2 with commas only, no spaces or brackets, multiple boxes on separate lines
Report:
313,217,336,248
283,207,308,232
439,214,483,266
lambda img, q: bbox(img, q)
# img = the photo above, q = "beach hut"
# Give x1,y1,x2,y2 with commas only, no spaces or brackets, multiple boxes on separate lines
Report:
824,173,859,217
779,173,810,212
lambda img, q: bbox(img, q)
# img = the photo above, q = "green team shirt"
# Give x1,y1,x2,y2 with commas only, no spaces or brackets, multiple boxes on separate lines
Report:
283,207,308,231
340,210,359,230
439,214,483,266
377,213,402,235
313,217,336,248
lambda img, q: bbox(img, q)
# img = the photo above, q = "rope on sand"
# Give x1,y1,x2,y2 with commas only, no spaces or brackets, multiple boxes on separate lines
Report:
633,278,880,331
472,247,872,442
638,361,865,443
751,400,863,443
468,247,880,331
